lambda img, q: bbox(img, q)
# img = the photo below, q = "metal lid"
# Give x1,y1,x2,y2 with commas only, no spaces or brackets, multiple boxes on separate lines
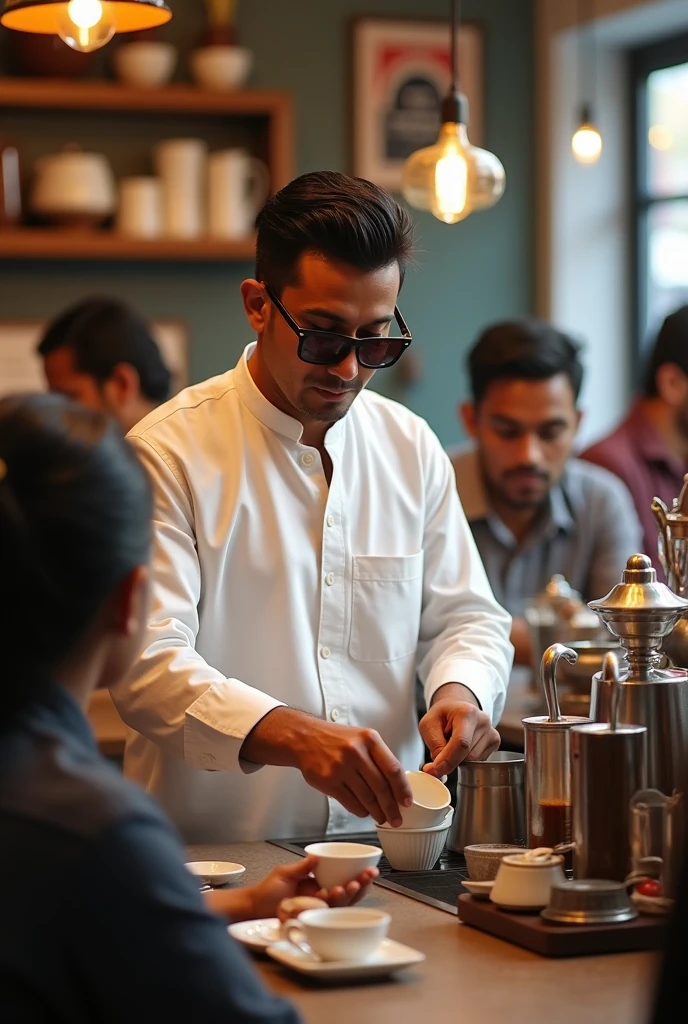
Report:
589,554,688,615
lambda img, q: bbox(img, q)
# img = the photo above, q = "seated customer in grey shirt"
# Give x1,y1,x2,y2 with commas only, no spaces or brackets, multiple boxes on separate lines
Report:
451,318,643,666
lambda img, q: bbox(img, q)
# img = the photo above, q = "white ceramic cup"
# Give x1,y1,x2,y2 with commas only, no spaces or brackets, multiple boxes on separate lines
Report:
153,138,207,239
303,841,382,889
390,770,451,829
284,907,390,962
207,148,269,239
116,176,162,239
490,849,566,910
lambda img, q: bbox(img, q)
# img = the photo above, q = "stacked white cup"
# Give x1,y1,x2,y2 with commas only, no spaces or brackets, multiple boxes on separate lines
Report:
153,138,207,239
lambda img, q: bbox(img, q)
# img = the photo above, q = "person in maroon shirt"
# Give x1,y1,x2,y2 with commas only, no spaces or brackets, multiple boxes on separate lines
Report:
581,305,688,571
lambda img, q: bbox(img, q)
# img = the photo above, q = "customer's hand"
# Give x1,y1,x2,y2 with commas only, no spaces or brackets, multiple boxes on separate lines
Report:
205,855,379,923
419,683,500,777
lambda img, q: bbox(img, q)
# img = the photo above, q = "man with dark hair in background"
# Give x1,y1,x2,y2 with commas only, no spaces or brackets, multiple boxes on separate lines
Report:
581,305,688,564
114,170,513,843
37,297,172,434
451,317,642,666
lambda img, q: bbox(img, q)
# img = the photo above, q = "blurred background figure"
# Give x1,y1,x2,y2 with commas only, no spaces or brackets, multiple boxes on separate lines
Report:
450,318,642,666
37,297,172,433
581,305,688,567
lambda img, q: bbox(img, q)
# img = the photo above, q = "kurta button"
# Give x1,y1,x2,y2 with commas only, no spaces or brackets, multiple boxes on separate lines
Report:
325,572,335,586
301,452,314,468
330,708,340,722
326,514,335,527
320,646,331,659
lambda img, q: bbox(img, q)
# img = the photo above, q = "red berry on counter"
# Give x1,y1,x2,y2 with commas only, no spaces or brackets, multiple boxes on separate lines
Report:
636,880,662,898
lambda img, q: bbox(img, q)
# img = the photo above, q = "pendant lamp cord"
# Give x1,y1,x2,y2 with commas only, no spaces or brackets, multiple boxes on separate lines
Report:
450,0,460,92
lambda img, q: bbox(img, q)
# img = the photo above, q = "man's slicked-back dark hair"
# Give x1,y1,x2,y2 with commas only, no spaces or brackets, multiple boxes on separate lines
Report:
255,170,414,295
37,297,172,403
468,318,584,404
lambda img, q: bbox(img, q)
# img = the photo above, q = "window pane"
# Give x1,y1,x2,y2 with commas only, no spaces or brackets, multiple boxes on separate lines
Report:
644,200,688,344
647,62,688,197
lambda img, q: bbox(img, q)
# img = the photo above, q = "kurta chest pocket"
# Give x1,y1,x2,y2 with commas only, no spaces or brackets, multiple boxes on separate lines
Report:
349,551,424,662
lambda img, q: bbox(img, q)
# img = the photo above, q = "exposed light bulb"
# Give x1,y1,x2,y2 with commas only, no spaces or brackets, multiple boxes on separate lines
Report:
401,97,505,224
571,105,602,165
58,0,115,51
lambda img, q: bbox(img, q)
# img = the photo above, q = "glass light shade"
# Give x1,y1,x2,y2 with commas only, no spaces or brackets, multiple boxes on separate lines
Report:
401,122,506,225
1,0,171,52
571,121,603,165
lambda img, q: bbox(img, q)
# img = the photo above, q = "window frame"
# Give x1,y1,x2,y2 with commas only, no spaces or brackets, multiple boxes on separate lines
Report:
630,31,688,382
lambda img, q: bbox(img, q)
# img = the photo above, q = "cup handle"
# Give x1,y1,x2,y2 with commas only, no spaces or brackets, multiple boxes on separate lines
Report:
248,157,270,210
284,922,315,958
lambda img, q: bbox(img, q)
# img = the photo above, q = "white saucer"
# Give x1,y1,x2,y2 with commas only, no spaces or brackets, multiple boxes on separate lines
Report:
228,918,281,951
186,861,246,885
266,938,425,981
462,880,494,900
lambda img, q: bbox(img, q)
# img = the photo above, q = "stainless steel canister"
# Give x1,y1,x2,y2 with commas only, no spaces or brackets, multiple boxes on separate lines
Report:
448,751,525,853
571,652,647,881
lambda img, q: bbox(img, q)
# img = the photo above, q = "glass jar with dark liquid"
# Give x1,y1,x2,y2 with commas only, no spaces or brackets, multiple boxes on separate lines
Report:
523,645,590,872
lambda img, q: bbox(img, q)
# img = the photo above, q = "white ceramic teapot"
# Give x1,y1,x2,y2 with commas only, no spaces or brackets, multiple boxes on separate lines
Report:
30,144,116,226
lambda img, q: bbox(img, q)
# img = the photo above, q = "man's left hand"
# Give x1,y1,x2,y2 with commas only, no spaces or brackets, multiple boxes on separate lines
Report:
419,683,500,777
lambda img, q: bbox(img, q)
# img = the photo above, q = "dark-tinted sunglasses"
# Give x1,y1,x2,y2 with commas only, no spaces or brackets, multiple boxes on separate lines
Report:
264,283,412,369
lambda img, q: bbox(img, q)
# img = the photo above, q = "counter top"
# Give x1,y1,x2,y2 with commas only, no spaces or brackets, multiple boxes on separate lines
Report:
187,840,658,1024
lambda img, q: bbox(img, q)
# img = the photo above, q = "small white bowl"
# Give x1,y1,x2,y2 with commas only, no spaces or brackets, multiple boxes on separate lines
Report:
303,842,382,889
185,860,246,885
464,843,526,882
189,45,253,90
113,41,177,88
377,808,454,832
376,815,451,870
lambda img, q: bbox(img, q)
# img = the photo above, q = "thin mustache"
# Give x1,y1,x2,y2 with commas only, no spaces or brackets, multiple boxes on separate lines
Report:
504,466,549,480
307,381,360,393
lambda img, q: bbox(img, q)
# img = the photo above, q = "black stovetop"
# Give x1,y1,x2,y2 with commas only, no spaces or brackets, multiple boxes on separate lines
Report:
269,832,469,915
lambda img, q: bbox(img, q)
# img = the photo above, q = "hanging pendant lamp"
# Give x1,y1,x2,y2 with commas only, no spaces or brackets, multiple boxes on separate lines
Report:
1,0,172,53
571,0,602,165
401,0,505,224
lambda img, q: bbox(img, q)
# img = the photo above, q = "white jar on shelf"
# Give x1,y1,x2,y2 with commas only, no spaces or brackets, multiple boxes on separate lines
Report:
153,138,207,239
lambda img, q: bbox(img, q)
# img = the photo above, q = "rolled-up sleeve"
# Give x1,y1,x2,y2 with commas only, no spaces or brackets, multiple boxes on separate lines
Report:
415,430,514,723
110,435,284,773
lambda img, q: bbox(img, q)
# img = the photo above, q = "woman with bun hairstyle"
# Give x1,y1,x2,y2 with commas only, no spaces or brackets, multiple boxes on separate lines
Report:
0,393,375,1022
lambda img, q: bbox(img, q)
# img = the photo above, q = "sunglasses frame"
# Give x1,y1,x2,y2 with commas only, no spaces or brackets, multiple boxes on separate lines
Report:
263,283,412,369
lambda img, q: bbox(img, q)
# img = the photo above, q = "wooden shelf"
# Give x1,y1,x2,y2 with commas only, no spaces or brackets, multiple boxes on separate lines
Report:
0,229,256,261
0,77,291,118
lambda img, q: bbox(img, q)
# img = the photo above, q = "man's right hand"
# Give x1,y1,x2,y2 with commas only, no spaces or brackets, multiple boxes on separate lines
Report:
241,708,413,827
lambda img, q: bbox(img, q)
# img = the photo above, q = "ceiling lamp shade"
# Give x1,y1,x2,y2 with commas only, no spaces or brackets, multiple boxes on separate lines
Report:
1,0,172,52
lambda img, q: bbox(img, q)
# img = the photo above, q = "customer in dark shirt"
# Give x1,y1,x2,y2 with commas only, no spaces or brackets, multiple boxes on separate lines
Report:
581,305,688,567
0,393,375,1022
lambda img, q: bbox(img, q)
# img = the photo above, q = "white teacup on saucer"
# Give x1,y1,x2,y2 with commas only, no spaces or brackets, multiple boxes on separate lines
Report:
283,907,390,962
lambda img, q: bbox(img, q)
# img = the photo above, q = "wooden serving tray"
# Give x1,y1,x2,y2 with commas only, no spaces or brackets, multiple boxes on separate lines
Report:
457,894,667,957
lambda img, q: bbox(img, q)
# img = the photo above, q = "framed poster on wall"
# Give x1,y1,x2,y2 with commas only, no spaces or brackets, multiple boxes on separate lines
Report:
351,17,485,193
0,319,188,398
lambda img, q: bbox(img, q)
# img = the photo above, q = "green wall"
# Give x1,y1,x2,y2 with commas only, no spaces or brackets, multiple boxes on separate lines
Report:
0,0,533,446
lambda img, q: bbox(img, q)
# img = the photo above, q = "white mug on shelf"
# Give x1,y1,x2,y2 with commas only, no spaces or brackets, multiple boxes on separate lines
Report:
153,138,207,239
207,148,269,240
116,176,162,239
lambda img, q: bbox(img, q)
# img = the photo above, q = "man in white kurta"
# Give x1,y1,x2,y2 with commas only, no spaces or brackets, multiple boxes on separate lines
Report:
115,171,513,842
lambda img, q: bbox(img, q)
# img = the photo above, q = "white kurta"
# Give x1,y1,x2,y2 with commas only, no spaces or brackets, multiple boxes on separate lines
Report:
115,345,513,842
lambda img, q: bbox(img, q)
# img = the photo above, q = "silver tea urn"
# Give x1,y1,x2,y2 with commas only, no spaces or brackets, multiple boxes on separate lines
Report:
588,554,688,796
